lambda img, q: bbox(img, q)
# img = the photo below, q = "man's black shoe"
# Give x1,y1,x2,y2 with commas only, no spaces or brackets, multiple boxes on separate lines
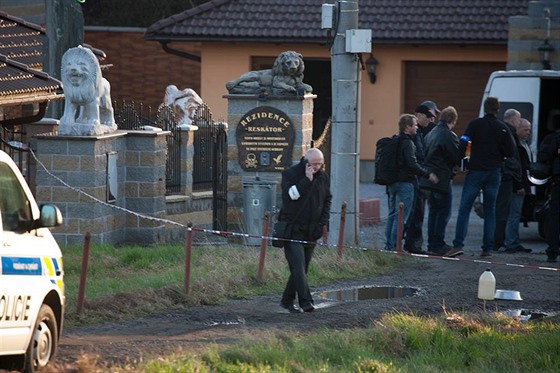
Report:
504,247,517,253
280,302,302,313
546,256,558,263
406,247,426,254
514,245,532,253
301,303,315,312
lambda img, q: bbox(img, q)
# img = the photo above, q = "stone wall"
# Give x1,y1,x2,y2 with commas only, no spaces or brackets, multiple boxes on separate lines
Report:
34,130,170,246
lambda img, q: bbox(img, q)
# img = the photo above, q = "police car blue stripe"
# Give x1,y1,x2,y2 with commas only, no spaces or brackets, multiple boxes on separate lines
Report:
1,257,42,275
52,257,60,273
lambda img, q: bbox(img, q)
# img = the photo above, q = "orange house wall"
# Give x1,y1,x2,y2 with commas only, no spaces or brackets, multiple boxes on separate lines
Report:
200,43,506,161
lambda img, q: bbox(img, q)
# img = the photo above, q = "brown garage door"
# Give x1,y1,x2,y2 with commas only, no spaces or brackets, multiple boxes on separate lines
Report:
405,61,505,137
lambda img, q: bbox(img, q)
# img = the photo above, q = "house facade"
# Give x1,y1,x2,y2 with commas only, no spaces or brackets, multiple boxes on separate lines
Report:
145,0,559,180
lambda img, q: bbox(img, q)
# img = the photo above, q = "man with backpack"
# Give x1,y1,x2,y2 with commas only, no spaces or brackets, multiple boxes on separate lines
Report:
383,114,438,251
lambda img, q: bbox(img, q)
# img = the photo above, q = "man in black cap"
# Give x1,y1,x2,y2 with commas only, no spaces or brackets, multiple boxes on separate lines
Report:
403,103,438,253
420,100,441,137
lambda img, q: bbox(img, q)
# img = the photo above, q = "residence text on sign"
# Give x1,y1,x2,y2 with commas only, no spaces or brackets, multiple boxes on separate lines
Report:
236,106,295,172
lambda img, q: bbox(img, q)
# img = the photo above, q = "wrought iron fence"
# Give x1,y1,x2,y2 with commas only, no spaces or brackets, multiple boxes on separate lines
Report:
156,104,181,194
113,99,228,230
1,126,29,179
113,100,154,130
192,103,228,231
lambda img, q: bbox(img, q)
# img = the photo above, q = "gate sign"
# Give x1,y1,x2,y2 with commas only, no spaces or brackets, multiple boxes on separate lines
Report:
236,106,295,172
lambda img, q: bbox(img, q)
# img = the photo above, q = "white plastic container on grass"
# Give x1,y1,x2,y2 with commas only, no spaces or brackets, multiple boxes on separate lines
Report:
478,268,496,300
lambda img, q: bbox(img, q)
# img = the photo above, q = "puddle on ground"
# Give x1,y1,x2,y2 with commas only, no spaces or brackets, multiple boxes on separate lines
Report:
316,286,420,302
502,309,558,322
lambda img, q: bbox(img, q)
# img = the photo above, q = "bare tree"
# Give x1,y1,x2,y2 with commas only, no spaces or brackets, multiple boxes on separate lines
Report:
81,0,210,27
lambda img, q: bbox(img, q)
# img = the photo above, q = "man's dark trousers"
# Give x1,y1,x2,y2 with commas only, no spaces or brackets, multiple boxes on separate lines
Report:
494,178,513,249
427,183,452,254
545,179,560,261
281,241,315,308
404,181,425,251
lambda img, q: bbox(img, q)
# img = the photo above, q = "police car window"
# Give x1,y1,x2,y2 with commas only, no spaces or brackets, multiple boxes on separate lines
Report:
0,163,32,232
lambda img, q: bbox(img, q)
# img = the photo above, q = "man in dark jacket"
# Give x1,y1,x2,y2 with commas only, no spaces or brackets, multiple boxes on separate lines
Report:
504,118,533,253
422,106,460,256
536,120,560,263
451,97,515,258
494,108,523,250
385,114,438,251
278,148,331,313
403,103,438,254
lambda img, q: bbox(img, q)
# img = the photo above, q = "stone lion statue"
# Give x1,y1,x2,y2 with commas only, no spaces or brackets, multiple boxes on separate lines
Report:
163,85,203,126
225,50,313,96
58,45,117,136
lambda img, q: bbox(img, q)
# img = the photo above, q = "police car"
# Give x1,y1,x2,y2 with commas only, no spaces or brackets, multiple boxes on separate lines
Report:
0,150,64,372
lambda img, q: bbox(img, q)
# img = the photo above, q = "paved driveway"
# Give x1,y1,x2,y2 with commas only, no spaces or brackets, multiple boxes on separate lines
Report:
358,182,548,256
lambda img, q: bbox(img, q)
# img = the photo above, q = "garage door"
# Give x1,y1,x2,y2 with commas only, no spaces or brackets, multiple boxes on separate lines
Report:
405,61,505,137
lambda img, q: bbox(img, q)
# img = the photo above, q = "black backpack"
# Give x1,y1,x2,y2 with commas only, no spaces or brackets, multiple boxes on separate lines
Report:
374,135,402,185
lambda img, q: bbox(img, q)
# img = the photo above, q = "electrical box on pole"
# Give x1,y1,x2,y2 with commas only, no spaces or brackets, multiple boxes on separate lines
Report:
345,29,372,53
321,4,335,29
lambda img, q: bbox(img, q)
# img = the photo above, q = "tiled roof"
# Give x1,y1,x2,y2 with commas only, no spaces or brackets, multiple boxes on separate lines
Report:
145,0,529,45
0,54,63,106
0,11,106,71
0,11,45,69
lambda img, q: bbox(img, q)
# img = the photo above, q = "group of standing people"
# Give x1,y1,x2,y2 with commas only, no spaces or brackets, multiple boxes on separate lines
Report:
274,96,559,313
384,96,559,262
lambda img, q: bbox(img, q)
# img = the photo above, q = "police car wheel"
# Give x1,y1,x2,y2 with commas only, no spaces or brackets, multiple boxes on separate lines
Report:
24,305,58,373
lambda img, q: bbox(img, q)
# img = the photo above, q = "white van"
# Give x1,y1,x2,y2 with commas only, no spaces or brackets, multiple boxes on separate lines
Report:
480,69,560,235
0,150,64,373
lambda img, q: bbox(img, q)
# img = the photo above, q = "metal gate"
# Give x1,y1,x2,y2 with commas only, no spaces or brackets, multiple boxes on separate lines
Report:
155,104,181,194
192,103,228,231
113,100,228,230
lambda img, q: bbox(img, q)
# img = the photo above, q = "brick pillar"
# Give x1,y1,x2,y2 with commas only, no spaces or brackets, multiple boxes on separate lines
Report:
34,129,169,246
225,94,316,209
123,130,169,244
34,132,127,246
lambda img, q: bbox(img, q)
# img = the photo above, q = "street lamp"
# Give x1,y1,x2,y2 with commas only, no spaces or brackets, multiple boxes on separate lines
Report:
365,54,378,84
538,39,554,70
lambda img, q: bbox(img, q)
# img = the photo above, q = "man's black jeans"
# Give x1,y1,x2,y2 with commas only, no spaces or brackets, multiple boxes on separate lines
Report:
281,241,315,308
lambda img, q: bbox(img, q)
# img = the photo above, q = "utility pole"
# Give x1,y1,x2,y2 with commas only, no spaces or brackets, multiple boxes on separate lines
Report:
327,0,368,246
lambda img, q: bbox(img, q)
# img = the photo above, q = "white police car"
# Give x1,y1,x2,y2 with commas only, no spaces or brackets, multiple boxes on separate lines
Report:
0,150,64,372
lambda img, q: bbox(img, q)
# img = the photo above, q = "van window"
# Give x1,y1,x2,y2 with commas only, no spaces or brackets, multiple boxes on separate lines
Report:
0,163,32,232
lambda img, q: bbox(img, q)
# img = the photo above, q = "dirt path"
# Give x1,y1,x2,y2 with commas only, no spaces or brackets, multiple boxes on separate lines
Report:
55,250,560,369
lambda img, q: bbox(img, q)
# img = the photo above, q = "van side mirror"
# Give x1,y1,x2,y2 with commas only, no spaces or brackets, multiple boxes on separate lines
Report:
39,205,63,228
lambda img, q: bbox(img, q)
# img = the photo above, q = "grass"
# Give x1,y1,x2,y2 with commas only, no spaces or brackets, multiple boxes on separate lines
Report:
62,241,403,326
77,312,558,373
59,243,560,372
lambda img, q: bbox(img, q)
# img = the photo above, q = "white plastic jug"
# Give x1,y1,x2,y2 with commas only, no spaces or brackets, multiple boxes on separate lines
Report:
478,268,496,300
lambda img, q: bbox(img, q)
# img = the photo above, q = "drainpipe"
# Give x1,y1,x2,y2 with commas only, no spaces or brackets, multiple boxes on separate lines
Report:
161,42,201,62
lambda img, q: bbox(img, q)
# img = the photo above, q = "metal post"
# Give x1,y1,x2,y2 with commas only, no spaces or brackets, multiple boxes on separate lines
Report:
329,0,361,246
396,202,404,253
184,224,193,294
76,232,91,314
337,202,347,258
257,211,270,282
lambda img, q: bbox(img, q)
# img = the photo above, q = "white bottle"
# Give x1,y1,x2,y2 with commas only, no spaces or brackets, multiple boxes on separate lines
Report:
478,268,496,300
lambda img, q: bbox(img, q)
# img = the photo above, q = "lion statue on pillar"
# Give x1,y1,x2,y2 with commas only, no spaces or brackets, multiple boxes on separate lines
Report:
225,50,313,96
58,45,117,136
163,85,203,127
